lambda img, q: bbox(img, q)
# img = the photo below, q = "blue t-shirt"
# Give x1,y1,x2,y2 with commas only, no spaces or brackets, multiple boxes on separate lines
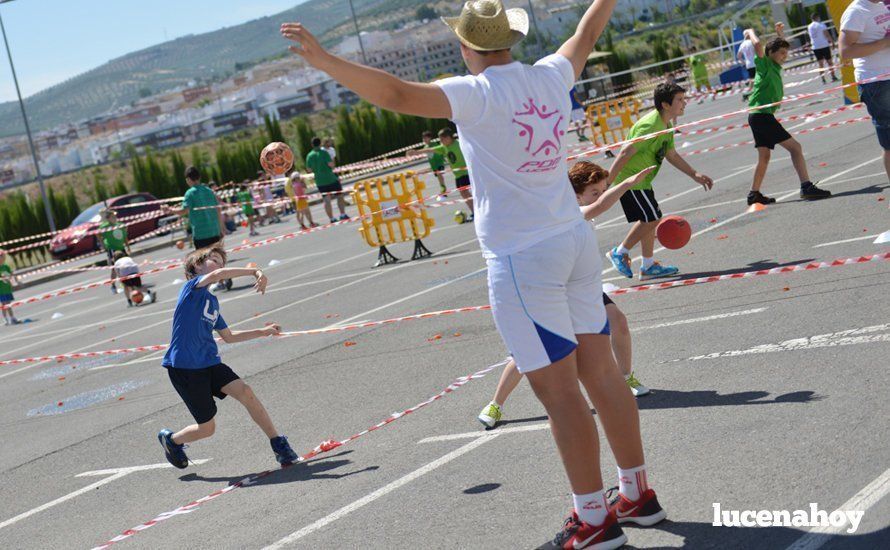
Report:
162,276,227,370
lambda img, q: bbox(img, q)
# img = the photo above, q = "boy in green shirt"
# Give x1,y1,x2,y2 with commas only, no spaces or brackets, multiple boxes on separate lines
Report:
745,26,830,204
165,166,225,249
236,183,259,236
606,83,714,281
421,130,448,197
306,137,347,224
413,128,474,220
99,209,130,295
0,249,20,325
687,47,712,103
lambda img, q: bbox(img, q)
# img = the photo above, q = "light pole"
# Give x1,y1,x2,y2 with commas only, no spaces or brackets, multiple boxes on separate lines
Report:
347,0,368,65
526,0,545,60
0,0,55,231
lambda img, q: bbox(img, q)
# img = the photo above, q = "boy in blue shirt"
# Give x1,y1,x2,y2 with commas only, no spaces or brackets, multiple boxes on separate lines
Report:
158,245,299,468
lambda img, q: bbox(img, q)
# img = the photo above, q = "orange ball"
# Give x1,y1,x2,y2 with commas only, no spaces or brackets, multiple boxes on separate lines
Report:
131,290,144,305
656,215,692,250
175,240,185,250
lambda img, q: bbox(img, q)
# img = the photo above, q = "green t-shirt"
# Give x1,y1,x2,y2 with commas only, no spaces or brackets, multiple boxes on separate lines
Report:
748,56,783,114
615,110,674,191
0,263,13,295
306,148,338,187
434,141,468,179
182,184,221,240
689,54,708,78
99,220,128,252
237,190,254,214
428,150,446,170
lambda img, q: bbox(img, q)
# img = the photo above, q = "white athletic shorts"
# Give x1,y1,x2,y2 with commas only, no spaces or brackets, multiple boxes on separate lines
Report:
487,220,609,374
571,108,586,123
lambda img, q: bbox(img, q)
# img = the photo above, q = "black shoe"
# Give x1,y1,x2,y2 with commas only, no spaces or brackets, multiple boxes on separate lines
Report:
800,182,831,200
747,191,776,205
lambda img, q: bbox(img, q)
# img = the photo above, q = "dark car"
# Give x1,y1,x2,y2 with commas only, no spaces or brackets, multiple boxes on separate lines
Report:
49,193,161,259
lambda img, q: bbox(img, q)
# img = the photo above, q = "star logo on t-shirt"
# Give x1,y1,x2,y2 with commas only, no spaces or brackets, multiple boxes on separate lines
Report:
512,98,565,157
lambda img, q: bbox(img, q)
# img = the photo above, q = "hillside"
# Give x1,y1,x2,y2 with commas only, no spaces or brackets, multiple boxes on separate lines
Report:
0,0,435,137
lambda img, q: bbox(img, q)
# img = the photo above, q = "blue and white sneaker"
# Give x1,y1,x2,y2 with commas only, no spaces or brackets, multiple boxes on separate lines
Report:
158,429,189,469
607,247,634,279
271,435,299,466
639,262,679,281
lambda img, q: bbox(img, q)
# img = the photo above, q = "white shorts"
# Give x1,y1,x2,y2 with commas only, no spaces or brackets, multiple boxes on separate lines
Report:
487,220,609,374
571,108,586,123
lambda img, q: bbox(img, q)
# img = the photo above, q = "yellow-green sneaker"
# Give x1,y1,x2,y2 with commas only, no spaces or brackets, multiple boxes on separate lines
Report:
477,402,503,429
625,372,650,397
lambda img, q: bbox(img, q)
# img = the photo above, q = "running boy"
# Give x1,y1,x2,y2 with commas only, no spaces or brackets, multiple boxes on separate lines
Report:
288,171,317,229
478,161,656,429
607,82,714,281
158,245,299,468
688,46,712,102
99,208,129,294
237,182,259,236
412,129,474,219
421,130,448,196
111,250,156,307
0,249,20,326
284,1,664,547
745,25,832,204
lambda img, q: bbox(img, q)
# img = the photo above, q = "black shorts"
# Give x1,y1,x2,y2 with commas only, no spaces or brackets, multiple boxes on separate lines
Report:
813,47,832,62
166,363,240,424
193,235,222,249
748,113,792,150
620,188,662,223
602,292,614,307
455,175,471,189
317,181,343,194
122,276,142,288
747,67,756,80
432,165,446,173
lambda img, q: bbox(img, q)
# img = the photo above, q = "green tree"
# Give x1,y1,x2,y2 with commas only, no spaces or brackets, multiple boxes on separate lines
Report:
263,113,286,144
416,5,437,20
113,176,128,197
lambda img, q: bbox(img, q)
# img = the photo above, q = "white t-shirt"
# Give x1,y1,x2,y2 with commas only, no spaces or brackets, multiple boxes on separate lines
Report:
435,54,583,258
113,256,139,277
324,147,336,161
738,39,756,69
808,21,831,50
840,0,890,82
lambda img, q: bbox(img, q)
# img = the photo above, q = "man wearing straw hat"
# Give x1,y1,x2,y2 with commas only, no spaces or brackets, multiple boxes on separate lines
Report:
283,2,664,547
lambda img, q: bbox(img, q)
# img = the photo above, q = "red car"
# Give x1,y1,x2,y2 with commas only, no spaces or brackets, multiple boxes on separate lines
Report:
49,193,162,259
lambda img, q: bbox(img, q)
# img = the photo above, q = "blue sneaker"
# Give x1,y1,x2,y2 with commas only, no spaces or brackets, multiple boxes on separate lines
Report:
607,247,633,278
158,429,189,469
271,435,299,466
639,262,679,281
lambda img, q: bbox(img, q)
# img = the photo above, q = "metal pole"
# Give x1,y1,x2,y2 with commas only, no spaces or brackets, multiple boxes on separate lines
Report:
347,0,368,65
0,7,56,231
526,0,545,59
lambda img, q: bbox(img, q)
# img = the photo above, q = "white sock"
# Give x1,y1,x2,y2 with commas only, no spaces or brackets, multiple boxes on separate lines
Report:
641,256,655,269
618,464,649,501
616,245,630,256
573,491,608,526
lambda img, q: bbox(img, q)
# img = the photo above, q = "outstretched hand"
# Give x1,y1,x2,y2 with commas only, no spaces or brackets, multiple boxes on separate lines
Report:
693,172,714,190
281,23,329,68
254,270,268,294
622,166,657,188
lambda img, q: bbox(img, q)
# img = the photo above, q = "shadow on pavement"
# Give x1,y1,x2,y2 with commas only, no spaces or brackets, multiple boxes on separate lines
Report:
634,258,817,287
177,449,379,486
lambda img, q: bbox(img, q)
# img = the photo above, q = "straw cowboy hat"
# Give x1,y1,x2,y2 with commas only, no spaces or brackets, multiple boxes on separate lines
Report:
442,0,529,52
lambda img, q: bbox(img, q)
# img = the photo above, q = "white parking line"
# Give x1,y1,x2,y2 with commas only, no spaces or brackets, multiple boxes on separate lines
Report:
785,467,890,550
631,308,767,332
813,234,879,248
419,422,550,443
261,435,499,549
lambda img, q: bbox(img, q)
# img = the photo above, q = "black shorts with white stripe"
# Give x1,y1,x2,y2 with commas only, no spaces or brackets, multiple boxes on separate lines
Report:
620,188,663,223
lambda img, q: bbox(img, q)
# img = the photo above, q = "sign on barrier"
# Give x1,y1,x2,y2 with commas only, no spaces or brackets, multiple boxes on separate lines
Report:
351,171,435,267
585,97,643,148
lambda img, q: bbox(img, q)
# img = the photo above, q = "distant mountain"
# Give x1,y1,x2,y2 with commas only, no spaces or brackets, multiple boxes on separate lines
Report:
0,0,441,138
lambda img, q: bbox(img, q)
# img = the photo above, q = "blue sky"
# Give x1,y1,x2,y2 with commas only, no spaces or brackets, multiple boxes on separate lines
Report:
0,0,306,102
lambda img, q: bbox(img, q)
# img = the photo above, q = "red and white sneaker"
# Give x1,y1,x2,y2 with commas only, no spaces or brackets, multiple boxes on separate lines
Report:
608,488,667,526
537,511,627,550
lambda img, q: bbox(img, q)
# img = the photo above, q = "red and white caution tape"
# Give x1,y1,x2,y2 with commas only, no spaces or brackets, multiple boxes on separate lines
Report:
90,357,508,549
608,252,890,296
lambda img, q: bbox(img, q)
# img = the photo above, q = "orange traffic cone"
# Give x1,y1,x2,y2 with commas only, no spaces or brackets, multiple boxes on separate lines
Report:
747,202,767,213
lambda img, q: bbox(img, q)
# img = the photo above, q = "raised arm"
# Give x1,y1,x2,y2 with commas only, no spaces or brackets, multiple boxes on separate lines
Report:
556,0,618,79
281,23,451,119
197,267,269,293
217,324,280,344
746,28,765,58
605,143,638,186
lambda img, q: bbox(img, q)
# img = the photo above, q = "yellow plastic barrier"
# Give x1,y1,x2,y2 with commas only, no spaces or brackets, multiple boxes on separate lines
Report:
351,171,435,267
827,0,859,104
585,97,643,147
